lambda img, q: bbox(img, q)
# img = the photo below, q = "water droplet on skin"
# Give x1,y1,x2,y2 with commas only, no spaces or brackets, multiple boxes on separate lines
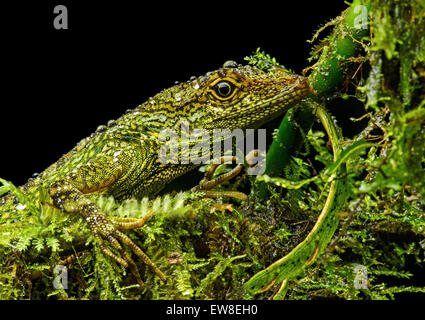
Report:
192,82,200,90
96,125,107,133
190,76,196,81
223,60,237,68
16,203,27,211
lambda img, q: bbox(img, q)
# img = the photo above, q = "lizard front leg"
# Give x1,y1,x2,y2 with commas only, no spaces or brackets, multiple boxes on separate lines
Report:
47,155,166,289
192,150,263,201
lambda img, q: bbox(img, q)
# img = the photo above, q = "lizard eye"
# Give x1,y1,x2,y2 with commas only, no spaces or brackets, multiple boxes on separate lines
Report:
214,81,234,99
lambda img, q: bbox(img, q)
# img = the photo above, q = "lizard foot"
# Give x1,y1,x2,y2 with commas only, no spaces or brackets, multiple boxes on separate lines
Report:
89,211,166,290
191,150,262,201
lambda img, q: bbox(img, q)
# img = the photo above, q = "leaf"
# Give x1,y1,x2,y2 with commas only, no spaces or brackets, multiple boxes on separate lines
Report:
196,255,246,297
34,238,45,252
46,237,60,252
16,236,32,252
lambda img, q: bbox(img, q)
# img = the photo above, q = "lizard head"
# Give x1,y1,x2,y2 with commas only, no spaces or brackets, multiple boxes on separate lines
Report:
187,61,310,130
138,61,310,132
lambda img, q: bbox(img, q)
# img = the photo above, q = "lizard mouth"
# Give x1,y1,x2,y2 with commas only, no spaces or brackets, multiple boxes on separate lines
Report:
259,75,311,109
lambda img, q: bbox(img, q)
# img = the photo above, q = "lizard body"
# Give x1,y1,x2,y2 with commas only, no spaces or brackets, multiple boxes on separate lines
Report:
0,62,310,288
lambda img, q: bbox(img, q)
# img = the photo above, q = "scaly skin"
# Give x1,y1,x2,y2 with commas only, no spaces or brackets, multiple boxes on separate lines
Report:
0,62,310,289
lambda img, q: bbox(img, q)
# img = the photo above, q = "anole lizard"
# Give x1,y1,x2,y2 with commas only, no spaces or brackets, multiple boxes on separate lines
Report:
0,61,310,289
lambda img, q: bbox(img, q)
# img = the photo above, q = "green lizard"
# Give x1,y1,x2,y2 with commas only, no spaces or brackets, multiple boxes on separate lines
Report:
0,61,310,289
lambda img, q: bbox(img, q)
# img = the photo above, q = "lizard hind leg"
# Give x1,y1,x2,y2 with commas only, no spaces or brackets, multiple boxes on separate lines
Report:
48,176,165,290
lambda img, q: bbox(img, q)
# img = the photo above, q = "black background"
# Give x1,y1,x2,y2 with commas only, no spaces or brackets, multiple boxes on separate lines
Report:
0,1,347,185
